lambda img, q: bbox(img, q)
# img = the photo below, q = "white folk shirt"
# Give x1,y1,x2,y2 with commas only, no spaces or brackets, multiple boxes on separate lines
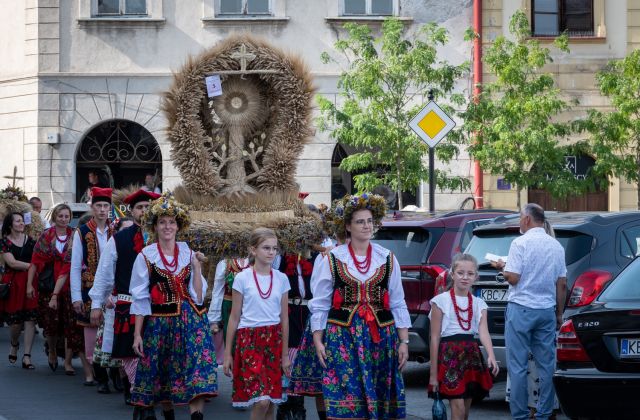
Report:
89,237,118,310
70,224,110,303
233,268,290,329
129,242,207,316
207,258,249,324
504,227,567,309
309,243,411,333
429,292,488,337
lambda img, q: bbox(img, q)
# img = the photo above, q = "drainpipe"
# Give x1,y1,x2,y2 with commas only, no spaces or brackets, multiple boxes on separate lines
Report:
473,0,484,209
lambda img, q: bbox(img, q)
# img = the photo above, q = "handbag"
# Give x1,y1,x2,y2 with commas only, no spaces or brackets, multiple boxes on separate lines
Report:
0,275,10,300
432,391,447,420
38,264,55,293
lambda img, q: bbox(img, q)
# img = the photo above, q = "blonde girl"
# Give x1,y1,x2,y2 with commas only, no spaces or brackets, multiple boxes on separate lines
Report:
429,253,499,420
223,227,291,419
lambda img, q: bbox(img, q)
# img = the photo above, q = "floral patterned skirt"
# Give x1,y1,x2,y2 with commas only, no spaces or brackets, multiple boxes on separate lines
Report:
93,307,122,368
323,314,406,419
232,324,284,407
429,334,493,400
37,290,83,353
131,301,218,407
289,321,323,396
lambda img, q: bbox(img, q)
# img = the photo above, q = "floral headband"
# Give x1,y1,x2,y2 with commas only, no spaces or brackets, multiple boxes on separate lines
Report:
326,193,387,240
142,193,191,235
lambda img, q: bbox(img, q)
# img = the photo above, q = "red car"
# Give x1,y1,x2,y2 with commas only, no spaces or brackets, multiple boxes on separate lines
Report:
371,209,514,362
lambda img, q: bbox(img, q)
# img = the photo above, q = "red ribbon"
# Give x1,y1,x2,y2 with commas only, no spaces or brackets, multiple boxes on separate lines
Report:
358,304,382,344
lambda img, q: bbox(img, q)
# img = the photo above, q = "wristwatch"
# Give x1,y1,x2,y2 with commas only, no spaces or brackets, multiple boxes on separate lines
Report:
399,339,410,345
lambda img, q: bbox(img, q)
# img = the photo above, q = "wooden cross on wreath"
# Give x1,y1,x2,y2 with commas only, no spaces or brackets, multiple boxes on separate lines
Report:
4,166,24,188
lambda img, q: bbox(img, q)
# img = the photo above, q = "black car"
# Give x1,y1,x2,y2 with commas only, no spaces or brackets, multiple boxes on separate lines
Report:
554,256,640,420
463,211,640,371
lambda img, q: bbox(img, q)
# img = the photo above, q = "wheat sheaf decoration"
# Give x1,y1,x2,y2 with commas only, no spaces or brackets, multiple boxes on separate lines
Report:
163,34,315,198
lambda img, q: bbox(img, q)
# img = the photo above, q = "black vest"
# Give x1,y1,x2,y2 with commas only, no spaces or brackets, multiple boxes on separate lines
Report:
113,224,141,295
278,253,317,300
327,253,395,328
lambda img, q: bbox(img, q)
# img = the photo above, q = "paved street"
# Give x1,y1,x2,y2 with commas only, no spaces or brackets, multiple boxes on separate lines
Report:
0,331,567,419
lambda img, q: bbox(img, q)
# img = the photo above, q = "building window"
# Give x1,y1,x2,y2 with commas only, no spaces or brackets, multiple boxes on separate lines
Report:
532,0,593,37
96,0,147,15
218,0,271,15
343,0,394,16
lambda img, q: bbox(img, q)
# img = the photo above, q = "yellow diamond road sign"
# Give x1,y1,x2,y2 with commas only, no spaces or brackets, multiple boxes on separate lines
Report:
409,101,456,148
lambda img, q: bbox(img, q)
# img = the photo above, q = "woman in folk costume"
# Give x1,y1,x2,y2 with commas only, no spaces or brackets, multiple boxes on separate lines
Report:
310,194,410,419
27,204,86,376
130,194,217,420
1,212,38,369
223,227,291,419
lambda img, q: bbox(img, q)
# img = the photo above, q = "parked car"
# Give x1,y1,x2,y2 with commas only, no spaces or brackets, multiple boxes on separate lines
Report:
554,256,640,420
464,211,640,371
371,209,514,362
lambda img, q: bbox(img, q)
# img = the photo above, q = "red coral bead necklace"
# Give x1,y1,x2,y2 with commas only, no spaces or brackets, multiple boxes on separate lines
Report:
54,227,70,243
157,243,179,274
235,258,250,270
348,242,372,274
253,267,273,299
450,288,473,331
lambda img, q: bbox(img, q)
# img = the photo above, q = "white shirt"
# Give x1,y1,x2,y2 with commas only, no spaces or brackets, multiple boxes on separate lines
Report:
309,243,411,332
70,224,110,303
207,258,249,324
89,237,118,310
429,291,488,337
504,227,567,309
233,268,290,329
55,235,67,254
129,242,207,316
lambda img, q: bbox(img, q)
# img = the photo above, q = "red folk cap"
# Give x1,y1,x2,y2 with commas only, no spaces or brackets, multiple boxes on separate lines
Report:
298,192,309,200
124,189,161,207
91,187,112,204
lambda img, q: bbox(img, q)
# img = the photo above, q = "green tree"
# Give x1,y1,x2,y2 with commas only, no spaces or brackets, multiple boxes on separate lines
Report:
581,50,640,209
317,18,470,209
463,10,591,209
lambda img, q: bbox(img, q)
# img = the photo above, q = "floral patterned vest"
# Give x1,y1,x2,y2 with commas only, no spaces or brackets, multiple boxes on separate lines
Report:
144,258,206,317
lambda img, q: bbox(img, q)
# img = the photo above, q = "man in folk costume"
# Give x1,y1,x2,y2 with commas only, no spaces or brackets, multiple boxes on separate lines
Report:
275,252,316,420
69,186,115,394
89,189,161,420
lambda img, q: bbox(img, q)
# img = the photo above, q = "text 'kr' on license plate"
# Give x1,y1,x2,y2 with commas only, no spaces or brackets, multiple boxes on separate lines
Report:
620,338,640,358
478,288,508,302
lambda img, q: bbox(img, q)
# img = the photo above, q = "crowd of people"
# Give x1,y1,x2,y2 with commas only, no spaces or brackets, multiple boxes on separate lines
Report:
0,189,566,420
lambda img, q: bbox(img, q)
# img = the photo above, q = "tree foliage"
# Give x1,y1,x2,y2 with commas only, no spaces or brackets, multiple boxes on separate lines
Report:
580,50,640,209
462,10,593,209
317,18,470,209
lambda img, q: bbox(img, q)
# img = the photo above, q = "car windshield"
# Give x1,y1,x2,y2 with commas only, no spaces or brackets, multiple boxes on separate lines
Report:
465,230,593,266
599,258,640,300
372,228,430,265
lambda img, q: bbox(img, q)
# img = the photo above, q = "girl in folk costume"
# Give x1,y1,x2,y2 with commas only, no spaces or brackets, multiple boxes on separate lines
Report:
428,253,499,420
1,212,38,369
207,256,250,365
310,194,411,419
130,194,217,420
27,204,87,376
223,227,291,419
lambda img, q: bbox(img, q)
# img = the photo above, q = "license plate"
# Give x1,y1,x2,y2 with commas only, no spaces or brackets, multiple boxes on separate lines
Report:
479,288,508,302
620,338,640,358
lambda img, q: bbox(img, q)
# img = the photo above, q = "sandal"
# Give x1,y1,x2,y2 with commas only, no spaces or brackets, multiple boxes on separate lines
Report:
8,340,19,364
22,354,35,370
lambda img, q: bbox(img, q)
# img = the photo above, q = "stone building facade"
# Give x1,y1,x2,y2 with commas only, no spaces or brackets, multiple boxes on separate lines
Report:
0,0,474,210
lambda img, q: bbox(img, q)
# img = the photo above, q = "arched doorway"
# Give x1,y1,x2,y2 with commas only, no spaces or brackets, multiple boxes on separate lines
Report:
528,154,608,211
330,144,416,209
76,120,162,202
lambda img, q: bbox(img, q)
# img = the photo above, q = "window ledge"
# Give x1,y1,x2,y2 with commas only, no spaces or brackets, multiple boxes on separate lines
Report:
77,17,166,28
325,16,413,24
530,36,607,44
202,16,290,25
